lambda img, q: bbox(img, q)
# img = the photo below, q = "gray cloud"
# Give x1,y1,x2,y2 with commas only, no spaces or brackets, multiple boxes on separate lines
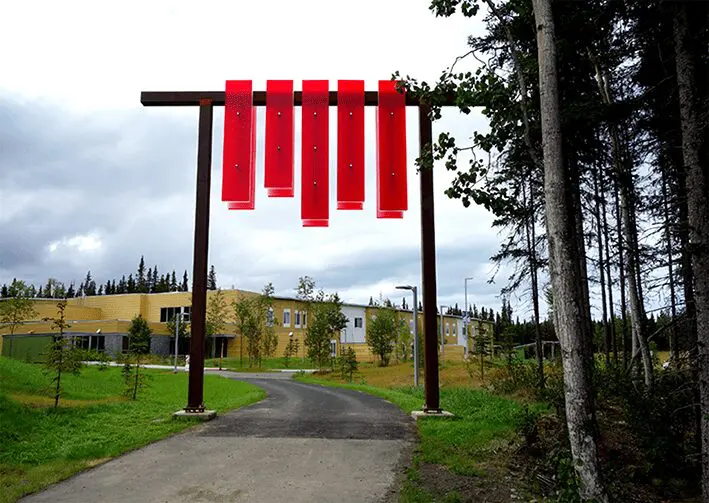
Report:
0,91,504,312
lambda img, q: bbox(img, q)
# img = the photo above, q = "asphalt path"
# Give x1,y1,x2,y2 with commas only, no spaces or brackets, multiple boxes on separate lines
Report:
21,371,415,503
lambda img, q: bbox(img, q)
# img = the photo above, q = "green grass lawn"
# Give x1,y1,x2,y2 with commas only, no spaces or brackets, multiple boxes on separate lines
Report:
296,374,548,502
0,357,265,503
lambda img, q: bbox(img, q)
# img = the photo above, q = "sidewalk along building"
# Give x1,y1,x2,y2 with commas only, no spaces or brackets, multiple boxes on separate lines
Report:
0,290,494,364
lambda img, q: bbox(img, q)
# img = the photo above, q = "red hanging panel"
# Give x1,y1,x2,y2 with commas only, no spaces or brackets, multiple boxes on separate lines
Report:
301,80,330,227
376,80,407,218
337,80,365,210
222,80,256,210
227,109,257,210
265,80,295,197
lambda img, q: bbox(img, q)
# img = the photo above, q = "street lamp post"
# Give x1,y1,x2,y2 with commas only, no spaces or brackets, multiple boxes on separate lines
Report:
173,313,182,374
464,277,474,353
464,277,474,315
396,285,419,387
440,304,449,359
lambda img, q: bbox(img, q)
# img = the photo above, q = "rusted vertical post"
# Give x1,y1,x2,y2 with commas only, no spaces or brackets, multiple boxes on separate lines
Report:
418,104,440,412
186,98,213,412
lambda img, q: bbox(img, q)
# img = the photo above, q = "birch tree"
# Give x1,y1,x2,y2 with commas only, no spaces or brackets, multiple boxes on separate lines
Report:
532,0,607,499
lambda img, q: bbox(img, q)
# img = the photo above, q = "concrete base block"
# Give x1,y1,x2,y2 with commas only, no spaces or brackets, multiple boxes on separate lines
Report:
411,409,454,420
173,409,216,421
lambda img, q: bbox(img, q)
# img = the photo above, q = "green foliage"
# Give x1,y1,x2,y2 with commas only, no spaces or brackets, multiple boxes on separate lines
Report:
127,315,152,355
512,360,702,501
259,283,278,358
295,276,316,304
206,289,229,337
78,349,111,371
0,282,38,336
121,361,150,400
305,290,347,370
42,301,83,408
232,295,261,367
231,284,280,368
207,265,217,290
0,359,264,503
123,315,153,400
338,346,358,382
594,363,700,484
206,289,229,358
165,315,190,354
487,360,542,395
393,314,412,363
283,335,299,368
366,304,399,366
471,324,493,381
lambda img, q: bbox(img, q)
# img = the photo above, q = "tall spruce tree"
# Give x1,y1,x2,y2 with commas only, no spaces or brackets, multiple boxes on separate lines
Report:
207,265,217,290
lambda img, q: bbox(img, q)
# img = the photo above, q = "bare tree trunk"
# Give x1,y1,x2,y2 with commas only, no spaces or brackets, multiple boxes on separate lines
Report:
602,188,618,364
623,183,653,392
588,53,651,385
569,150,594,353
594,167,610,365
616,180,629,369
678,165,698,353
661,162,679,364
524,180,545,387
674,4,709,499
54,339,63,409
532,1,607,499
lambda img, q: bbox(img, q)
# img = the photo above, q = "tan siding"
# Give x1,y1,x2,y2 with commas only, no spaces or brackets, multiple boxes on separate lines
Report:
69,295,143,320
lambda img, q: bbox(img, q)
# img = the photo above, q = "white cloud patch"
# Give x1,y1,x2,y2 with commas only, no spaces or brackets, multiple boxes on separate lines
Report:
48,234,103,254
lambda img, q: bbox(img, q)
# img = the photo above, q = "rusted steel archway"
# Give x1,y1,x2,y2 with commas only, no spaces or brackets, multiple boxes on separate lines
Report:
140,81,451,414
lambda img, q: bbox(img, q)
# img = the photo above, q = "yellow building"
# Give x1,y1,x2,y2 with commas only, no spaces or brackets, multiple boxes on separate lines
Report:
1,290,493,364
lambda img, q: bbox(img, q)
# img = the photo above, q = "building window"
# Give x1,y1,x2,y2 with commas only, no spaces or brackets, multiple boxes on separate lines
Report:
295,311,301,328
73,335,105,352
354,317,363,328
330,340,337,357
161,306,191,323
122,336,130,354
302,312,307,328
445,323,450,336
283,309,291,327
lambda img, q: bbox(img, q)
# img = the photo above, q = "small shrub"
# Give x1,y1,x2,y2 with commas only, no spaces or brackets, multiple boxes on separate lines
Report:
338,346,358,382
123,315,152,400
486,360,552,398
79,349,112,370
283,336,298,368
517,360,701,502
42,301,83,408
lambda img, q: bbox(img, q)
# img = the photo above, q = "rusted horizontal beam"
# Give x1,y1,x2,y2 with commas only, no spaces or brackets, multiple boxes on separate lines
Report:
141,91,457,107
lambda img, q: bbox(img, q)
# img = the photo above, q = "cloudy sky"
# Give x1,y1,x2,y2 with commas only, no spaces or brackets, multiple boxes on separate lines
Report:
0,0,535,317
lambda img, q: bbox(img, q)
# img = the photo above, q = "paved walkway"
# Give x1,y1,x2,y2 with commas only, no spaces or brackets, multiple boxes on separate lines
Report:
21,372,414,503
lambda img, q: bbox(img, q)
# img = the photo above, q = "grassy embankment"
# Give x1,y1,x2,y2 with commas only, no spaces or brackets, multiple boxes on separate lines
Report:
0,357,264,503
